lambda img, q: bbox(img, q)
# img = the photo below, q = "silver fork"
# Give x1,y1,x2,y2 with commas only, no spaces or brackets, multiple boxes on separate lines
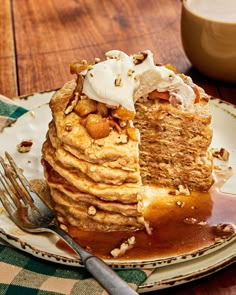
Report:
0,152,138,295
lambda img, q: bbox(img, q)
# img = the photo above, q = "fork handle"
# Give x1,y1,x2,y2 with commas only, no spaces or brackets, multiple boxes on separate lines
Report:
48,225,138,295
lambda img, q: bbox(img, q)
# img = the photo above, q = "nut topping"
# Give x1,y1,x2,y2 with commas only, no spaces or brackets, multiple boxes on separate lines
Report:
127,68,134,76
87,206,97,216
184,217,198,225
17,140,33,153
65,123,73,132
176,201,185,208
70,60,88,74
216,223,235,235
132,52,148,65
176,184,190,196
115,75,122,87
94,57,101,63
64,92,79,115
116,134,128,144
110,236,136,258
134,74,141,81
65,75,84,115
211,148,230,161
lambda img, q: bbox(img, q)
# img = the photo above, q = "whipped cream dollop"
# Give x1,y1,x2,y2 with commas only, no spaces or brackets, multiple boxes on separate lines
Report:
82,50,195,111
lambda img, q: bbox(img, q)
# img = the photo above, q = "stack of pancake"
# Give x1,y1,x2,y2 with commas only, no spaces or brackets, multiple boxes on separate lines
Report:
42,80,147,232
41,50,213,233
135,97,213,191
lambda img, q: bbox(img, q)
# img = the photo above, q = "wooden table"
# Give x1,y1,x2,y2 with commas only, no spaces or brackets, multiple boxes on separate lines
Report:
0,0,235,294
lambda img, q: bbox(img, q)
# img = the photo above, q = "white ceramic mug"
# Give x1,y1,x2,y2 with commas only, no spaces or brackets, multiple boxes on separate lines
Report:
181,0,236,83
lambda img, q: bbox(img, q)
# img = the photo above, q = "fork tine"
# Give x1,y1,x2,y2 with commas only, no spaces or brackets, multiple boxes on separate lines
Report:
0,166,31,224
0,156,22,208
0,154,30,205
0,170,17,214
1,153,45,217
5,152,31,188
0,162,35,228
4,152,33,205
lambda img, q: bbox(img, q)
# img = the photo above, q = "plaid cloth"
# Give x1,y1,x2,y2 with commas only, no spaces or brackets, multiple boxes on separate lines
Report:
0,95,152,294
0,245,151,295
0,95,28,132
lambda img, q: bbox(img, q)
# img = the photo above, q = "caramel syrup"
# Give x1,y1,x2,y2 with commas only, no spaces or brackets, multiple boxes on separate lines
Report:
33,168,235,261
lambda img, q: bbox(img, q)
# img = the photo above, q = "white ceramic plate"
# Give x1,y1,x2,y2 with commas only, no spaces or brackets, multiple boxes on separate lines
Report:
0,91,236,292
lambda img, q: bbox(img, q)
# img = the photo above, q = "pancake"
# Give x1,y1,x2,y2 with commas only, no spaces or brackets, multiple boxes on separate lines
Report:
41,49,213,234
135,98,213,190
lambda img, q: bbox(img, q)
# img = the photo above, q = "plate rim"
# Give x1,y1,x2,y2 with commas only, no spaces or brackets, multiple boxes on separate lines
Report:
0,226,236,293
0,91,236,292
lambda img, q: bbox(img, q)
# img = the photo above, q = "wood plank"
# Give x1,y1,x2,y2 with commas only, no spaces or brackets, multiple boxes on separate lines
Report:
0,0,17,98
13,0,230,102
13,0,195,95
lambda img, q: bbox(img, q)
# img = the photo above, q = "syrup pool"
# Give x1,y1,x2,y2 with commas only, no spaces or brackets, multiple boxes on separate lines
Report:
54,168,236,261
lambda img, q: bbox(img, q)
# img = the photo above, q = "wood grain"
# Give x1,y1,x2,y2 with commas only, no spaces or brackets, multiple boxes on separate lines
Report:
0,0,17,97
12,0,189,95
1,0,235,103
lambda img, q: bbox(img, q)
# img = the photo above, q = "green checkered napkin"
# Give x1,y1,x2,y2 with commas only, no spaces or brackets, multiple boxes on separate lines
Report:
0,96,151,294
0,99,28,132
0,245,150,295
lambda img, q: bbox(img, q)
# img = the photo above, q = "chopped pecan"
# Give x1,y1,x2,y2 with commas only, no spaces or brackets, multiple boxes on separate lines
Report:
65,75,84,115
176,201,185,208
17,140,33,153
127,68,134,76
211,148,230,161
198,221,208,226
132,52,148,65
65,123,73,132
119,120,127,128
87,206,96,216
134,74,141,81
216,223,235,235
116,134,128,144
110,236,136,258
184,217,198,225
70,60,88,74
165,63,178,74
64,92,79,115
94,57,101,63
108,119,122,133
175,184,190,196
115,75,122,87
